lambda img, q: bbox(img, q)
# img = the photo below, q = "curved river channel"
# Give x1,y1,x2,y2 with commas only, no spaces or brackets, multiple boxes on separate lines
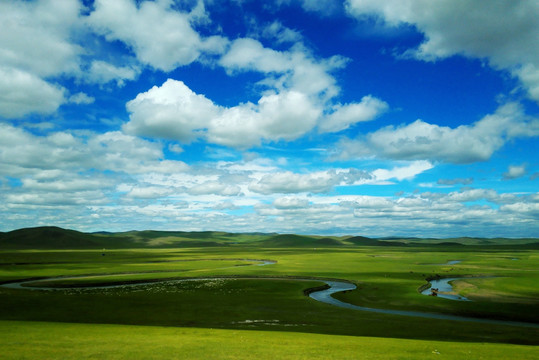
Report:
2,260,537,329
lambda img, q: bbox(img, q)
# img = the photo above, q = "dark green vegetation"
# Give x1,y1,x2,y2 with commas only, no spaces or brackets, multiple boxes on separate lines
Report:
0,227,538,359
1,226,538,249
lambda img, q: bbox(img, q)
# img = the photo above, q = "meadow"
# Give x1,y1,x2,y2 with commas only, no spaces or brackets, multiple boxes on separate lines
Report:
0,227,538,359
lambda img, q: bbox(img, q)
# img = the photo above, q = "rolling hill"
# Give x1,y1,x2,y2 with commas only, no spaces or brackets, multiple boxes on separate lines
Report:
1,226,538,250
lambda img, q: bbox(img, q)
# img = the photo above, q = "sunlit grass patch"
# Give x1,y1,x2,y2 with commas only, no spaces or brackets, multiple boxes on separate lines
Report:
1,321,538,360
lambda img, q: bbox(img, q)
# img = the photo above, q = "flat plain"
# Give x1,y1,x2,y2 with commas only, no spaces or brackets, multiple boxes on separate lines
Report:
0,227,538,359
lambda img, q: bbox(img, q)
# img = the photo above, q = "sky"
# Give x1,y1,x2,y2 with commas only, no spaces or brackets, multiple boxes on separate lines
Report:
1,0,538,238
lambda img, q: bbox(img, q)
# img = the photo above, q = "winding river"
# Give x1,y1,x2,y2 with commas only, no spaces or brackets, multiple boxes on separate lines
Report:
2,260,537,329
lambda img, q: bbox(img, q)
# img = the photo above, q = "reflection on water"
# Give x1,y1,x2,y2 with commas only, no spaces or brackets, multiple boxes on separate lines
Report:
420,278,470,301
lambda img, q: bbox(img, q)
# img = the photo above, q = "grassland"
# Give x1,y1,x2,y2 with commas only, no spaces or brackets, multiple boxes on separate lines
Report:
2,320,538,360
0,227,538,359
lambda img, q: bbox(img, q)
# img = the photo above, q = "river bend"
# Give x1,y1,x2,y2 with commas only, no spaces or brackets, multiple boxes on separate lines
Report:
1,260,537,329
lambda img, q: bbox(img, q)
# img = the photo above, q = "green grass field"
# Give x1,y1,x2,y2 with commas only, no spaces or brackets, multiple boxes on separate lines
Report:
0,227,538,358
2,320,538,360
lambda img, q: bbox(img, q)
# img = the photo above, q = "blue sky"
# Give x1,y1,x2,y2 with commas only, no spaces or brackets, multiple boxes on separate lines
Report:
1,0,538,237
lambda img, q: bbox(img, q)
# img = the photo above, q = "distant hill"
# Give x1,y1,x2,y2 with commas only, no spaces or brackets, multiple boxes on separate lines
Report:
346,236,378,246
0,227,225,249
347,236,407,247
1,227,538,250
0,226,114,249
432,242,466,247
256,234,345,247
257,234,317,247
313,237,344,246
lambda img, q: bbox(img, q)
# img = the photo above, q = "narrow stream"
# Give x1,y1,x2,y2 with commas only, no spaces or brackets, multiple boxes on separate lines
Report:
309,281,538,328
1,261,537,329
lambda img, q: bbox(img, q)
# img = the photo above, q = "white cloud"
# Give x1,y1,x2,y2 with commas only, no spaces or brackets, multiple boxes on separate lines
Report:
125,79,323,149
168,144,184,154
319,95,388,133
21,177,107,192
372,161,433,182
68,92,95,105
336,102,539,163
514,64,539,102
262,21,303,44
503,164,527,180
6,191,106,207
0,66,65,118
0,123,188,178
2,170,111,208
124,79,219,142
88,131,190,174
345,0,539,102
220,37,345,99
220,37,292,74
88,0,228,71
249,168,370,195
249,171,335,194
500,202,539,218
126,186,174,199
208,90,322,148
0,0,86,118
86,60,140,87
0,0,83,78
273,197,310,209
187,181,242,196
338,195,393,209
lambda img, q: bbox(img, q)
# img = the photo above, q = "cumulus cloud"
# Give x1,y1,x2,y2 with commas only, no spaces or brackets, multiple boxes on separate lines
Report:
249,171,336,194
249,168,370,194
500,202,539,219
0,0,83,78
261,21,303,44
122,26,386,148
336,102,539,163
319,95,388,133
124,79,219,142
6,191,107,207
0,123,188,178
68,92,95,105
0,67,66,118
86,60,140,87
187,181,242,196
208,90,322,148
503,164,527,180
220,37,296,74
345,0,539,102
514,64,539,102
124,79,323,148
273,197,310,209
0,0,86,118
21,177,107,192
126,186,174,199
220,37,346,99
88,0,228,71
